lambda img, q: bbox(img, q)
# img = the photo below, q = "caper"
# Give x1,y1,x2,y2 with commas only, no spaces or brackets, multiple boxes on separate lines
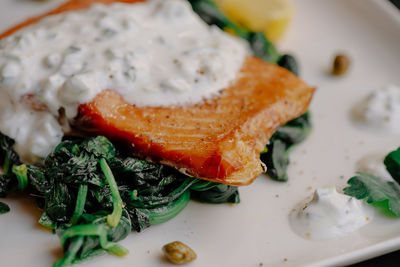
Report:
162,241,197,265
332,54,350,76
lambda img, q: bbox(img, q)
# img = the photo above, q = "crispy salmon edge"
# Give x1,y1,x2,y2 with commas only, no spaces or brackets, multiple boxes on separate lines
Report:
77,58,315,186
0,0,316,186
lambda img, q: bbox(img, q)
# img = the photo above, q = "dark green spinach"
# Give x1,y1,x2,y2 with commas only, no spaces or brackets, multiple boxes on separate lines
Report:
0,134,239,266
0,132,22,197
384,147,400,184
0,201,10,214
261,112,311,182
190,0,310,182
0,2,311,266
190,0,280,63
278,54,299,76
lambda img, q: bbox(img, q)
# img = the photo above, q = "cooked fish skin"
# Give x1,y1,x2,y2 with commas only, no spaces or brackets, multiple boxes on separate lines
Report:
0,0,315,185
77,57,315,185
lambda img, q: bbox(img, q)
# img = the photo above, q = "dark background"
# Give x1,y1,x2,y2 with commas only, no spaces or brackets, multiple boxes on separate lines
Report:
390,0,400,8
346,1,399,266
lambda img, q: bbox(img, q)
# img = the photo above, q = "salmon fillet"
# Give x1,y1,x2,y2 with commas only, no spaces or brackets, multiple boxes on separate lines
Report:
77,57,314,185
1,0,315,185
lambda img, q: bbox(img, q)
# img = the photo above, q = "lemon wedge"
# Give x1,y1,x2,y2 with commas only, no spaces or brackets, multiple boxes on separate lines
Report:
215,0,294,42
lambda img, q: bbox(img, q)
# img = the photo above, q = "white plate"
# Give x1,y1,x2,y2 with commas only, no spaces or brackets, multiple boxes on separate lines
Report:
1,0,400,266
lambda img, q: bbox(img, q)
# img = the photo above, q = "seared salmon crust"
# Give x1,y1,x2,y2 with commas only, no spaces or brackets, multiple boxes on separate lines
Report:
1,0,315,185
77,57,314,185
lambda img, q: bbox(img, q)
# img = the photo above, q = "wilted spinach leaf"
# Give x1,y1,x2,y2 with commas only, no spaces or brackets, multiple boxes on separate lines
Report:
0,132,22,172
0,201,10,214
189,0,281,63
0,2,308,265
246,31,280,63
261,139,289,182
189,0,249,39
278,54,299,76
190,0,308,182
261,112,311,181
0,132,22,197
0,134,240,266
384,147,400,184
191,180,240,203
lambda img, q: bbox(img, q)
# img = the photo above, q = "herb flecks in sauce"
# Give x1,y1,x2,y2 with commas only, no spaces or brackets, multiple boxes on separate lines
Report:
0,0,249,161
0,0,311,265
290,187,372,240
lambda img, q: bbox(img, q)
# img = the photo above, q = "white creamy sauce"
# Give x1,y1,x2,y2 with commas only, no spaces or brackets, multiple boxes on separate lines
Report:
356,153,393,181
289,187,372,240
353,84,400,133
0,0,249,161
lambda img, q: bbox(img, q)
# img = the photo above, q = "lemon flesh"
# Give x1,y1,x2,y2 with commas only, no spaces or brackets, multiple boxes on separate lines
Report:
215,0,294,42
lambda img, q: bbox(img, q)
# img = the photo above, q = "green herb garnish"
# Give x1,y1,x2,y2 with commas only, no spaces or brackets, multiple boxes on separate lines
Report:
344,146,400,217
344,172,400,217
0,2,311,266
